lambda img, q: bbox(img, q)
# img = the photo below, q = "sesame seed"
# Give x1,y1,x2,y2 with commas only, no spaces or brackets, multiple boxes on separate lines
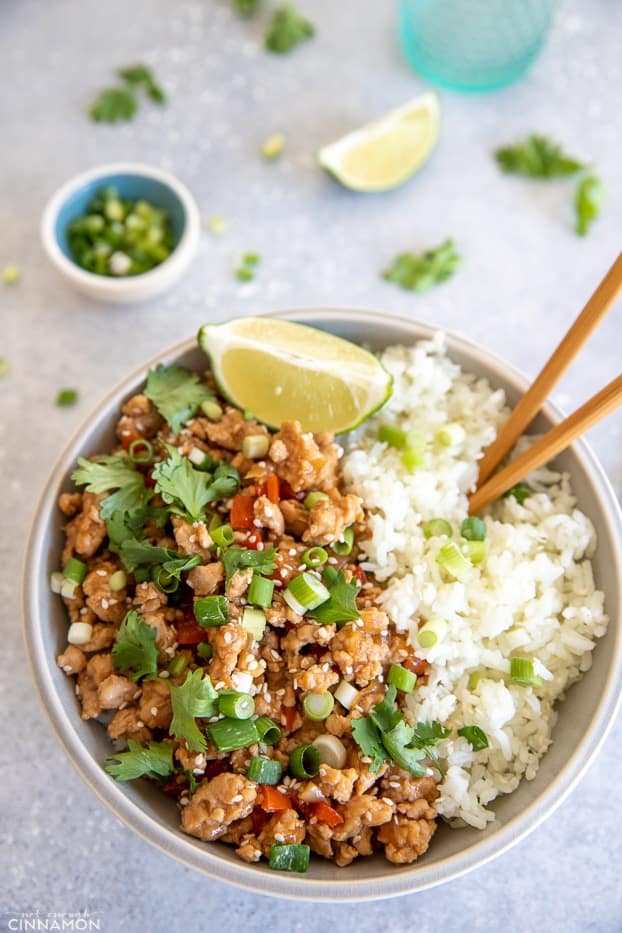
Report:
180,798,189,807
328,557,338,565
119,702,127,710
274,833,285,842
232,794,243,803
215,682,225,691
279,569,287,578
257,542,265,551
109,598,118,606
133,690,141,699
288,549,297,557
160,670,170,679
276,688,285,696
101,599,109,610
322,663,330,673
135,721,144,728
253,519,262,528
271,649,280,660
389,782,401,789
96,570,106,577
224,631,232,644
79,608,88,616
264,692,272,703
382,797,394,807
150,707,158,716
62,664,72,673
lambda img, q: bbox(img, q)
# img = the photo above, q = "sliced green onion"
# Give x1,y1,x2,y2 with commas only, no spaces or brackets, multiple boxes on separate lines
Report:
243,408,254,421
241,607,267,641
331,526,354,556
128,438,154,464
387,663,417,694
242,252,261,266
422,518,453,539
302,691,335,721
218,691,256,720
247,755,283,784
152,567,179,594
197,641,213,660
194,595,229,628
261,133,285,160
108,570,127,591
510,657,543,688
312,734,347,769
208,215,227,235
254,716,281,745
460,517,487,541
436,541,472,582
378,424,408,448
207,717,260,752
63,557,87,585
334,680,358,710
401,430,426,473
188,446,212,470
504,482,533,505
247,573,275,608
50,571,64,594
283,572,330,615
468,668,504,690
269,843,310,873
67,621,93,645
289,744,321,779
167,655,188,678
56,388,78,407
211,523,234,548
457,725,489,751
304,490,328,510
0,357,8,377
60,579,78,599
242,434,270,459
302,546,328,568
2,264,20,285
436,423,466,447
201,399,223,421
465,540,487,565
417,617,448,649
236,265,254,282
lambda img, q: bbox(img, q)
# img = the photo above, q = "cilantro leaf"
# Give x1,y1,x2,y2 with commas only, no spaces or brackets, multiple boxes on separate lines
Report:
90,87,137,123
152,446,239,523
307,567,360,626
383,239,461,293
112,610,159,681
264,5,314,54
221,546,277,586
145,364,212,433
168,669,219,752
368,684,402,733
71,454,151,520
382,721,427,777
351,716,389,773
106,505,169,555
457,725,489,751
410,720,451,748
575,174,603,236
105,739,174,781
117,64,166,104
494,135,585,178
118,537,201,581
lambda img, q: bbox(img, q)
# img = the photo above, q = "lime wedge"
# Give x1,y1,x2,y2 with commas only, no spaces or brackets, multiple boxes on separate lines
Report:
197,317,392,433
317,93,440,193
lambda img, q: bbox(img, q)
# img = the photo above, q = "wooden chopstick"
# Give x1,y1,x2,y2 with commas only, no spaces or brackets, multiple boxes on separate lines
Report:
476,252,622,488
469,373,622,514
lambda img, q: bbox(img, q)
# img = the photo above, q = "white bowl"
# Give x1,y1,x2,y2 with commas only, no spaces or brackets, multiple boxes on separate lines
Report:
22,309,622,900
40,162,201,304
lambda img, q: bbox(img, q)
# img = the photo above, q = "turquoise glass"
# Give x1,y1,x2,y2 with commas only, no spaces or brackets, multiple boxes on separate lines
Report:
398,0,558,92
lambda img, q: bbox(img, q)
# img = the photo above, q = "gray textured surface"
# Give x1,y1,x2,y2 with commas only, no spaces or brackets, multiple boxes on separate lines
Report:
2,0,621,930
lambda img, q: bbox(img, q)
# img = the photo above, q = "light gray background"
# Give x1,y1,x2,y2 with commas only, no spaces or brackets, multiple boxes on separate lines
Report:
2,0,621,930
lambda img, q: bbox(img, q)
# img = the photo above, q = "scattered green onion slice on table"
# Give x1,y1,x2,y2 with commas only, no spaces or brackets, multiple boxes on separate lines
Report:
254,716,281,745
194,595,228,627
417,617,448,649
436,541,472,581
269,843,310,873
303,490,328,509
206,717,259,752
331,526,354,556
63,557,87,585
301,546,328,568
289,744,321,778
460,517,486,541
218,690,255,720
211,524,234,548
128,438,153,464
510,657,543,687
302,691,335,721
387,663,417,693
283,572,330,615
247,573,275,608
423,518,453,539
247,755,283,784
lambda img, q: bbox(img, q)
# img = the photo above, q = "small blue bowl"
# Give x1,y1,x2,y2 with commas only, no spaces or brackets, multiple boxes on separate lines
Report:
41,162,201,304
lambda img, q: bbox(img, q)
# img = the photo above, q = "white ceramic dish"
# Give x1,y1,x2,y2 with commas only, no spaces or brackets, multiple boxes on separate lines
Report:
22,309,622,901
40,162,201,304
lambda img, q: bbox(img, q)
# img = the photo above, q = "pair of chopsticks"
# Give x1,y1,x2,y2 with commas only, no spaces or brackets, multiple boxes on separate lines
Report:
469,252,622,515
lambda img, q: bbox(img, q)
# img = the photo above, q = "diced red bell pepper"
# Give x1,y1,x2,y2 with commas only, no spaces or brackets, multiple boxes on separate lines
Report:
175,618,208,645
278,479,296,500
265,473,280,504
230,493,256,530
204,758,230,779
307,801,344,827
257,785,291,812
403,656,431,676
120,428,143,451
351,565,368,586
246,529,263,550
144,469,157,488
282,705,298,732
251,806,268,834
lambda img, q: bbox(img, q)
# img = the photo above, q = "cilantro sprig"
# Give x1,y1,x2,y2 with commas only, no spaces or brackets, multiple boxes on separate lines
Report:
71,453,152,520
307,566,360,626
90,63,165,123
264,5,314,53
168,669,219,752
152,445,240,523
494,135,585,178
118,538,202,591
383,239,461,293
112,610,159,681
105,739,174,781
144,364,213,433
575,175,603,236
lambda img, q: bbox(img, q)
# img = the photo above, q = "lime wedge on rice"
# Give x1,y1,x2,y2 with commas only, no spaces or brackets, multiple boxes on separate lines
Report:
317,92,439,193
198,317,392,433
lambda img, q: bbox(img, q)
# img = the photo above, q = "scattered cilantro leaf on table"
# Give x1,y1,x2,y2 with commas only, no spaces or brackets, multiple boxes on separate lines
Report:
117,64,166,104
152,445,240,523
307,567,360,626
112,610,159,681
383,239,461,293
168,669,219,752
494,134,585,177
145,363,213,433
56,388,79,407
105,739,174,781
264,5,314,54
90,87,138,123
575,174,603,236
221,546,277,587
233,0,262,16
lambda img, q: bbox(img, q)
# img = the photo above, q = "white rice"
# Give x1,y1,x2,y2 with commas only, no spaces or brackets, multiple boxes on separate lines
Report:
342,334,608,830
